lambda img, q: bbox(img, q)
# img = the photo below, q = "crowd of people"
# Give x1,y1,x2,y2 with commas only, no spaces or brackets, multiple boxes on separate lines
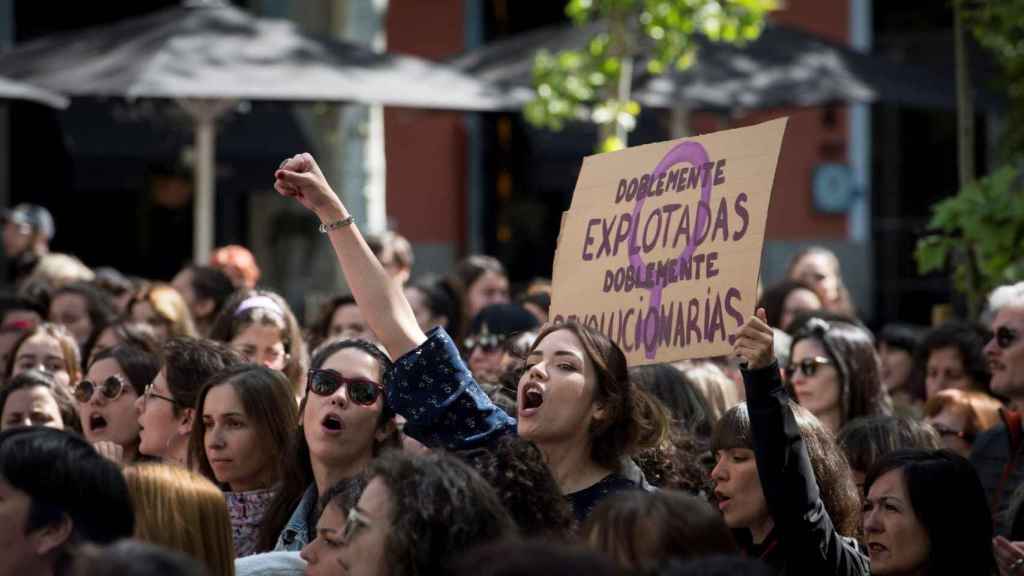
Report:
1,154,1024,576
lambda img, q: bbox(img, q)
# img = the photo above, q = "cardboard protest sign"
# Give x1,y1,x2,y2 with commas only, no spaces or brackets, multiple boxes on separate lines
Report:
550,117,788,365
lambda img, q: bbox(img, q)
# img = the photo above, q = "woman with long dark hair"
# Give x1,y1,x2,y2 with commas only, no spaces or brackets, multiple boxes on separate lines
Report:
786,317,891,434
274,153,669,521
718,308,867,574
254,339,399,552
864,449,996,575
189,364,299,557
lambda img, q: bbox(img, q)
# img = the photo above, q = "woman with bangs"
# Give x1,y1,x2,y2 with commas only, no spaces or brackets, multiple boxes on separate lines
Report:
76,343,160,463
188,364,299,557
274,153,669,521
5,321,81,389
255,338,400,553
712,308,867,575
209,290,309,401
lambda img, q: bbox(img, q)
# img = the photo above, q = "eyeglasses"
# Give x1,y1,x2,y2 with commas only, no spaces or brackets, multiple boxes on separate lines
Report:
74,375,127,403
143,382,181,406
993,326,1019,350
785,356,832,379
931,422,976,444
307,369,384,406
464,334,503,353
341,507,371,544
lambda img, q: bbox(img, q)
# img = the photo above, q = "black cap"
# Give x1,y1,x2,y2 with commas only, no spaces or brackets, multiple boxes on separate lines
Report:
3,204,55,240
469,303,540,338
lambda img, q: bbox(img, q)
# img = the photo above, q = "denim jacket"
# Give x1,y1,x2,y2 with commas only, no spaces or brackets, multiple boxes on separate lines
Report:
273,485,318,552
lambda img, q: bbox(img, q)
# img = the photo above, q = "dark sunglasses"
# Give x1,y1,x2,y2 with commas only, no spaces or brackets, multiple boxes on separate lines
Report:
74,375,127,403
464,334,503,353
784,356,832,380
993,326,1019,350
307,369,384,406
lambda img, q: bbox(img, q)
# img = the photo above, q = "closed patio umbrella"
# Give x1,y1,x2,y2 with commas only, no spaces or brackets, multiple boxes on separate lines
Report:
0,0,513,262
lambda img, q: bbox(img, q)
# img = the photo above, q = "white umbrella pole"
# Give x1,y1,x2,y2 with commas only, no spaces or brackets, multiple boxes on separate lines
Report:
194,115,215,264
178,99,235,265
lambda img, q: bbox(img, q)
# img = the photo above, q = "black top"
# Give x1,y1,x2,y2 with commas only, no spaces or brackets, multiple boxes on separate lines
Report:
743,363,870,576
566,472,638,522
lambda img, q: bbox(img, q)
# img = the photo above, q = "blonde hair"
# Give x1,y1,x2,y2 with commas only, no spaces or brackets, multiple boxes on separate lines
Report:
18,253,94,299
133,283,197,338
124,463,235,576
673,360,740,422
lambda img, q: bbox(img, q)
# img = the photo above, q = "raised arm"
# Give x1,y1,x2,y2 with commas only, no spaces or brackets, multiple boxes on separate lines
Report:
733,309,869,575
274,153,425,358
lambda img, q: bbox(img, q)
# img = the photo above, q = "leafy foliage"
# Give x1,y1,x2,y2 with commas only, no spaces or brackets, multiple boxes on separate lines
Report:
525,0,774,151
958,0,1024,159
915,165,1024,315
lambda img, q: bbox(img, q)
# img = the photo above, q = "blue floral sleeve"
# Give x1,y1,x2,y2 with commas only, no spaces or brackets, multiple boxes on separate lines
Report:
384,327,517,450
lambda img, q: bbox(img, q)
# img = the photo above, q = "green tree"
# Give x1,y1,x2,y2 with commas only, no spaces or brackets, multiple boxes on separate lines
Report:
524,0,775,152
915,1,1024,317
958,0,1024,159
915,166,1024,318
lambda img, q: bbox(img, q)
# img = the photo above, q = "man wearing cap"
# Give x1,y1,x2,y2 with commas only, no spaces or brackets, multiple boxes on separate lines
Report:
2,204,54,287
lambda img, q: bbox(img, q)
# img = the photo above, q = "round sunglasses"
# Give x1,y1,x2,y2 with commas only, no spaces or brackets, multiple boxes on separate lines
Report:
74,375,128,403
307,369,384,406
993,326,1019,350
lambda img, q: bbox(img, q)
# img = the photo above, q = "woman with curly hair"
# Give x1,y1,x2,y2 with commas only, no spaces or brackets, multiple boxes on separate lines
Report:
306,451,514,576
456,435,576,540
713,308,867,575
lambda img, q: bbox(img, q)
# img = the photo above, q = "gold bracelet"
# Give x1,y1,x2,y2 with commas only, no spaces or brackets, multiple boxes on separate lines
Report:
318,215,355,233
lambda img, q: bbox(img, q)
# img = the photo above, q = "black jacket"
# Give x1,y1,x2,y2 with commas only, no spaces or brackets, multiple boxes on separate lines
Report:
743,363,870,576
969,410,1024,536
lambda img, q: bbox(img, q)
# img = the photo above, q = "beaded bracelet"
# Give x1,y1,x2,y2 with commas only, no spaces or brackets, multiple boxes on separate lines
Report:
318,215,355,233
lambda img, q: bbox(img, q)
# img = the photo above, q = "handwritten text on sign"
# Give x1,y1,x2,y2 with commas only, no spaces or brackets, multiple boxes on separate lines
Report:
550,118,788,365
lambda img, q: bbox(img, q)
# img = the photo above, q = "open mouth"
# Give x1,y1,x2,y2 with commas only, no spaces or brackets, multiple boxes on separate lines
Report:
322,414,344,432
521,383,545,410
89,413,108,432
714,491,731,508
867,543,887,556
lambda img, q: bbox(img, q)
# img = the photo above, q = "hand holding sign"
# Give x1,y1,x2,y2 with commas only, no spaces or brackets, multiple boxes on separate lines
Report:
550,118,788,365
